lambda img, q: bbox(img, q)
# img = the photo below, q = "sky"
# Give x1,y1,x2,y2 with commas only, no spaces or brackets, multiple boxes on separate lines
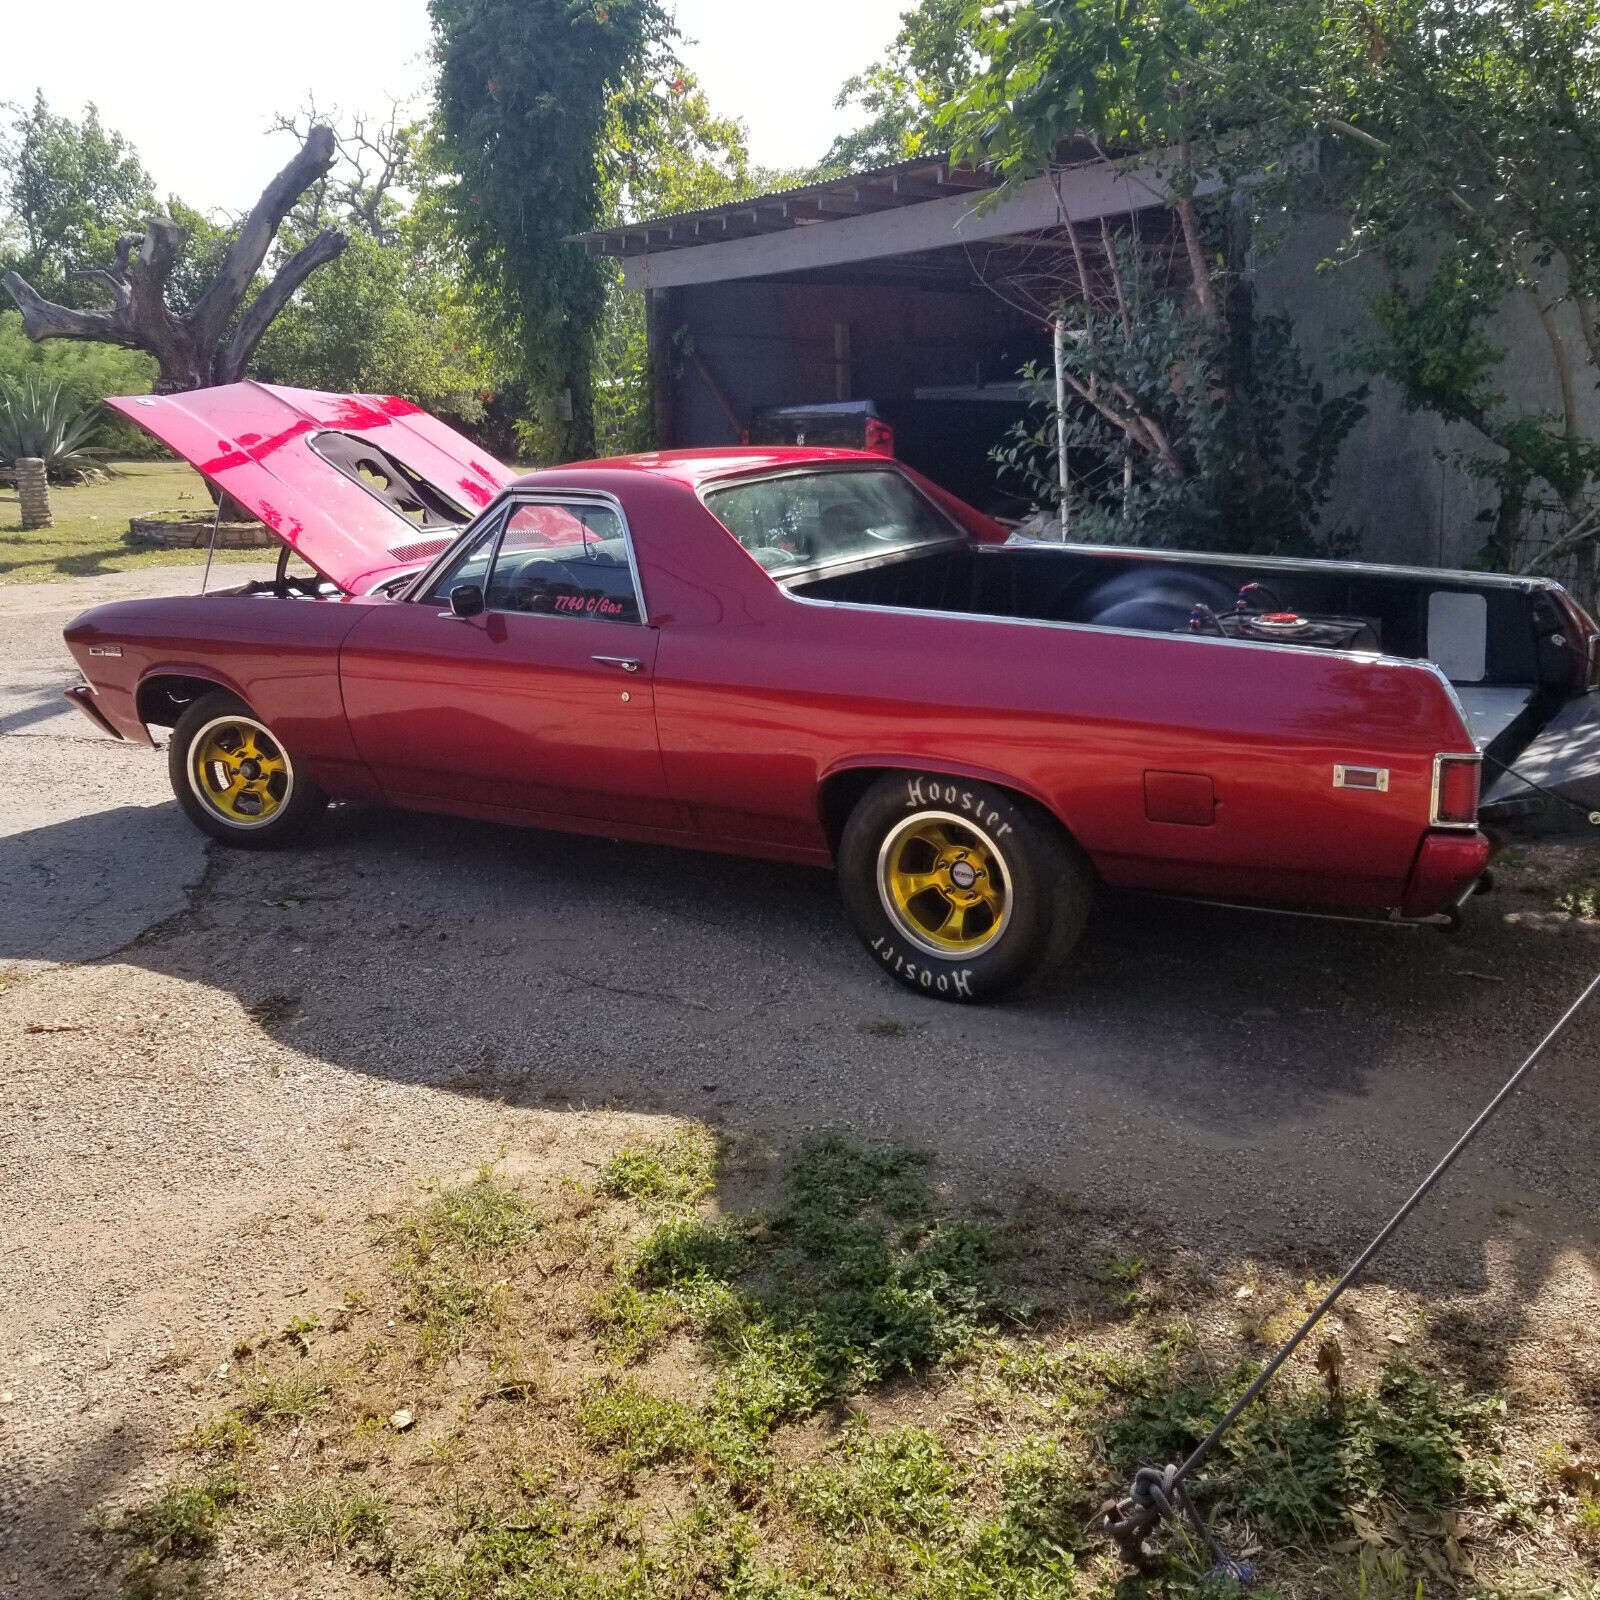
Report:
0,0,910,214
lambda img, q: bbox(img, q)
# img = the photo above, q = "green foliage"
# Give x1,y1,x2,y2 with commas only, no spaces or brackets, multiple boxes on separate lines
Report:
596,1127,717,1206
0,93,155,303
406,1164,540,1258
821,0,980,172
938,0,1221,194
998,281,1366,554
179,1411,260,1456
1554,860,1600,917
577,1375,699,1469
588,1280,685,1363
0,372,107,481
585,1135,1013,1490
429,0,675,460
387,1167,537,1353
253,193,503,430
115,1472,243,1591
632,1214,752,1286
1105,1356,1506,1543
1314,0,1600,582
0,310,158,453
790,1425,959,1536
589,70,766,458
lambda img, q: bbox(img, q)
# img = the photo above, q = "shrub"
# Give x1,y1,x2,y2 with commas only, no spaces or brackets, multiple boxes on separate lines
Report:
0,373,105,482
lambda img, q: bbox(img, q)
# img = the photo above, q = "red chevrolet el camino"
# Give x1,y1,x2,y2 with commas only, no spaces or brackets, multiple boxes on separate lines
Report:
63,384,1600,1001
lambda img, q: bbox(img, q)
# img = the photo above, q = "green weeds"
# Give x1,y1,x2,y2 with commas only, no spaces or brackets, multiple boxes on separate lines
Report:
596,1127,717,1206
179,1411,259,1455
114,1473,242,1595
132,1133,1551,1600
240,1367,330,1425
388,1165,538,1354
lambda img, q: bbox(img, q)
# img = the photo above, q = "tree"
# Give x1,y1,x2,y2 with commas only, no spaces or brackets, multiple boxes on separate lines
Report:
1304,0,1600,595
0,94,156,304
252,107,507,431
429,0,675,462
923,0,1363,553
591,70,767,456
820,0,978,173
1,123,347,393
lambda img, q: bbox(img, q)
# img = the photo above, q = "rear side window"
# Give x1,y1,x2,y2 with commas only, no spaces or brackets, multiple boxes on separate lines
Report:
704,467,959,577
488,501,641,622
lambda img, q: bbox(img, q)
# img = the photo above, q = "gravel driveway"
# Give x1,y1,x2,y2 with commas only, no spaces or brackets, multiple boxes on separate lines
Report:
2,568,1598,1595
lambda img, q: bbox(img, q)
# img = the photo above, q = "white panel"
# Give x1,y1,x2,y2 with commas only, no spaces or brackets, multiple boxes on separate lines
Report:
623,159,1216,291
1428,590,1488,683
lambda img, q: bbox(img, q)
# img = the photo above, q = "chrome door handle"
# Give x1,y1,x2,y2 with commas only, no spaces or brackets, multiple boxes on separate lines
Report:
592,655,642,673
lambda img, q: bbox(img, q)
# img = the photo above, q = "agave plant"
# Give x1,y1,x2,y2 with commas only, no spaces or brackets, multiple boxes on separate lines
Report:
0,374,106,483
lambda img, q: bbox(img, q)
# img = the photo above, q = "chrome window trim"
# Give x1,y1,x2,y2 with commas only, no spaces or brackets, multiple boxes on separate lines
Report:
400,488,650,626
1429,751,1483,830
400,497,509,602
697,460,970,583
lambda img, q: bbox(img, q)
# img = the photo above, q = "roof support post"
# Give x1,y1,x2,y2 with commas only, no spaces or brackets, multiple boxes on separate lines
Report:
647,288,676,450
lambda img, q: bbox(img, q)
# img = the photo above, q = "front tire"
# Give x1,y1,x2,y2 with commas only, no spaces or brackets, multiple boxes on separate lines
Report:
838,772,1092,1003
168,690,326,848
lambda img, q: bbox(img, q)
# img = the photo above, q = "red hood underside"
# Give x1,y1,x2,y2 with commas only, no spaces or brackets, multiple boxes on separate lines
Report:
107,383,514,592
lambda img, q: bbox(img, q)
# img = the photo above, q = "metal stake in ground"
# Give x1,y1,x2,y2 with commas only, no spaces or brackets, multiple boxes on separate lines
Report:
1101,965,1600,1568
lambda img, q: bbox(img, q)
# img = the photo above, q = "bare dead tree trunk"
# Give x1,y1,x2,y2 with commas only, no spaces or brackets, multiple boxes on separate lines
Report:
1,127,347,393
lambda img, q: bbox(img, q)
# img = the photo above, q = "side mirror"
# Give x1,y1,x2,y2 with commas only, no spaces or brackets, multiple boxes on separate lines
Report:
449,583,485,618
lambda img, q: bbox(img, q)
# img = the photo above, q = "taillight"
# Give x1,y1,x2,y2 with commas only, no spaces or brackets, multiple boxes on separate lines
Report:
864,418,895,457
1432,753,1481,828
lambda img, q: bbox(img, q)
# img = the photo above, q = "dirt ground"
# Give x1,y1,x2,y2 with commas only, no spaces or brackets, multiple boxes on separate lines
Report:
2,569,1598,1597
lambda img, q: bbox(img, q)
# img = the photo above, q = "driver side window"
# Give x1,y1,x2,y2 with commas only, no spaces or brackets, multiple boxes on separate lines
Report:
487,501,641,622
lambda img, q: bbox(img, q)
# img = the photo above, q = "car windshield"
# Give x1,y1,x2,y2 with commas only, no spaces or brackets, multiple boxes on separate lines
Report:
703,467,961,576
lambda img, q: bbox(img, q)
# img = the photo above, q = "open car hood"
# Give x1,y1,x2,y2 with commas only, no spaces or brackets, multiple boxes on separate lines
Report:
107,383,514,592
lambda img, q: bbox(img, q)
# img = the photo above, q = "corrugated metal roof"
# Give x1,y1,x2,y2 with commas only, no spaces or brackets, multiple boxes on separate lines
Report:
571,154,999,258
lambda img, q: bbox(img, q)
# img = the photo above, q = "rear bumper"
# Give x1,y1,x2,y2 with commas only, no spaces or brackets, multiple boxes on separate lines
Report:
1400,829,1491,917
63,684,123,739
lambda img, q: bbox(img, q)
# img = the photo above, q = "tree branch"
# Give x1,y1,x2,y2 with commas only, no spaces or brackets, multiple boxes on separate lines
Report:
190,124,339,352
1518,502,1600,575
217,226,347,382
0,271,121,341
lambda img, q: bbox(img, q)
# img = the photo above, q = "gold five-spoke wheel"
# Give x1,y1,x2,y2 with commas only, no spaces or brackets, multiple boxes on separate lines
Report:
188,716,293,827
876,812,1012,958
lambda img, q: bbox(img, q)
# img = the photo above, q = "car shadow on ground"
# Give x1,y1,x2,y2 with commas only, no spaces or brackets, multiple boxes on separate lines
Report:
10,796,1596,1283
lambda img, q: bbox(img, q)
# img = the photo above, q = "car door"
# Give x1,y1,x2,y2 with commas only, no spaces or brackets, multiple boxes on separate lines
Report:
339,493,685,831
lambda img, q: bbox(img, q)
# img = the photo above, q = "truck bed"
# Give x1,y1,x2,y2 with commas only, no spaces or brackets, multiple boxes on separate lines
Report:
790,540,1598,819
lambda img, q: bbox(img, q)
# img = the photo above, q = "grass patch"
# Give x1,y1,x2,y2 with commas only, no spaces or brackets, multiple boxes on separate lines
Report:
179,1411,259,1456
1104,1353,1507,1546
388,1164,540,1356
240,1367,331,1425
596,1126,717,1206
133,1132,1575,1600
255,1483,391,1559
114,1473,242,1595
0,460,271,584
